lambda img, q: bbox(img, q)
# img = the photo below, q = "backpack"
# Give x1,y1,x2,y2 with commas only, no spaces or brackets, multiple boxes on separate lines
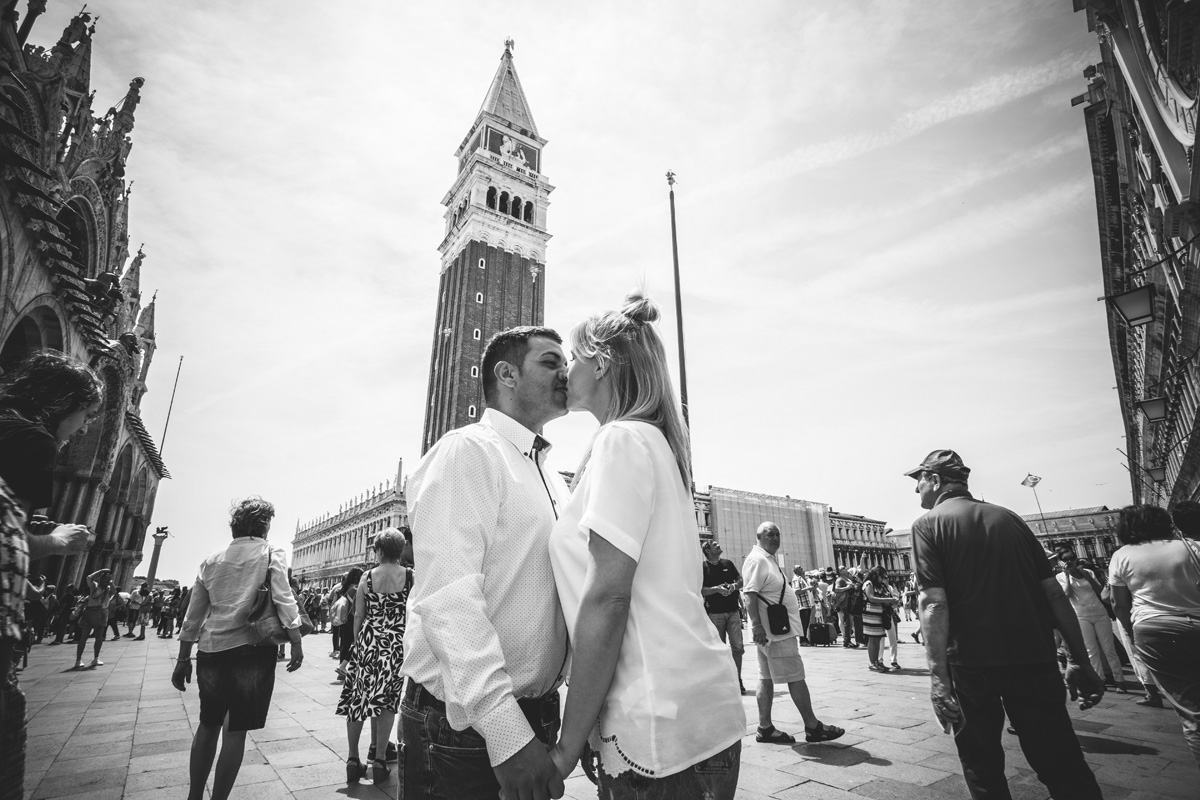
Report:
849,583,866,616
330,593,351,626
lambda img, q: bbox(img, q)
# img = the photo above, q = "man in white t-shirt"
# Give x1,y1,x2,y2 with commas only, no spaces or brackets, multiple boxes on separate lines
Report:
742,521,845,745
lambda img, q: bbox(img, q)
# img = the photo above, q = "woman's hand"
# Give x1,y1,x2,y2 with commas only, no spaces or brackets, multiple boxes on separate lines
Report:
548,743,578,779
286,642,304,672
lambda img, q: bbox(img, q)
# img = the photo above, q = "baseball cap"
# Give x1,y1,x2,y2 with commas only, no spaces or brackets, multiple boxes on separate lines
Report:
904,449,971,482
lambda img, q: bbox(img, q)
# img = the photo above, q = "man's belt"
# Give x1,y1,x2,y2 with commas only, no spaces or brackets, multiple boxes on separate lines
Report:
405,680,559,734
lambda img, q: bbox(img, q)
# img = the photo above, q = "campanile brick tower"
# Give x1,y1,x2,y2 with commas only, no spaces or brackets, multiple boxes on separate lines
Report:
421,40,554,453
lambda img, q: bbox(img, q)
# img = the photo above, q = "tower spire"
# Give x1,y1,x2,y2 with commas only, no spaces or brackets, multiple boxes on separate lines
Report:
478,39,538,135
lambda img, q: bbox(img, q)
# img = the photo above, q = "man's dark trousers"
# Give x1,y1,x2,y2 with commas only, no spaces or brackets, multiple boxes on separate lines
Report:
950,661,1101,800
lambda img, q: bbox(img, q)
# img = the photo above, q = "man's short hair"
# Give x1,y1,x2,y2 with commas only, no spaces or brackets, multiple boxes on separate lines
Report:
1171,501,1200,539
701,539,718,553
229,496,275,538
481,326,562,404
756,521,779,538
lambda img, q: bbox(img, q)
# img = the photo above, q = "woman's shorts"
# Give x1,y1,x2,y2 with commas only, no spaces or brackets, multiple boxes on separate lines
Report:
197,645,278,732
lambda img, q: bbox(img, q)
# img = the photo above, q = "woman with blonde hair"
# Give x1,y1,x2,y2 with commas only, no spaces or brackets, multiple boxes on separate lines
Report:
548,291,745,798
336,527,413,784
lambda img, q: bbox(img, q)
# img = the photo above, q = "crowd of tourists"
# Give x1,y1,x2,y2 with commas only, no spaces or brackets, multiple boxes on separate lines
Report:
2,302,1200,800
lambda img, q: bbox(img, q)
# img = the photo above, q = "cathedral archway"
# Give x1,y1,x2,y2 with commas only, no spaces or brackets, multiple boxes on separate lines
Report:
0,304,65,372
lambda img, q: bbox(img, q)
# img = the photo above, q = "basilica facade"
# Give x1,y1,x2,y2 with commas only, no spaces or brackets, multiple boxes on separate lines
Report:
0,7,166,590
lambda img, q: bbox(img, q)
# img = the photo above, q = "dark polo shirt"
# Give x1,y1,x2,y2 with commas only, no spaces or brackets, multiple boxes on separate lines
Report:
912,490,1056,667
702,558,741,614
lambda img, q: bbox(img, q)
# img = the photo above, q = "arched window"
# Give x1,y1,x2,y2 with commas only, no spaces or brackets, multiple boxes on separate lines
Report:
468,405,477,418
486,187,497,209
470,366,479,378
511,196,522,219
499,192,509,214
475,292,483,303
478,258,486,269
473,328,481,340
523,202,533,223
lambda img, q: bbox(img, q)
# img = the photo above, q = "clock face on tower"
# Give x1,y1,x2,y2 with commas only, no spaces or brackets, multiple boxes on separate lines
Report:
486,128,539,173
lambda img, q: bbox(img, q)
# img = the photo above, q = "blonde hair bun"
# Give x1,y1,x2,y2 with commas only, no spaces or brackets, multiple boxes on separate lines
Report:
621,291,660,325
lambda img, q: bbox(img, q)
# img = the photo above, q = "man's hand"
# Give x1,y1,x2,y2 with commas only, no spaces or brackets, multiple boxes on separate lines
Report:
752,626,768,646
171,659,192,692
1066,661,1105,710
494,736,564,800
929,673,962,734
286,642,303,673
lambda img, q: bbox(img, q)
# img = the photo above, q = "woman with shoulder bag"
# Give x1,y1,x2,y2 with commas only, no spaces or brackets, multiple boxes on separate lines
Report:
172,497,304,800
862,567,900,672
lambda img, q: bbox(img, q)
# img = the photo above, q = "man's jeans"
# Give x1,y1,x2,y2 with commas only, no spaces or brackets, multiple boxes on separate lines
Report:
399,686,560,799
1135,615,1200,768
950,661,1101,800
707,612,744,654
597,740,740,800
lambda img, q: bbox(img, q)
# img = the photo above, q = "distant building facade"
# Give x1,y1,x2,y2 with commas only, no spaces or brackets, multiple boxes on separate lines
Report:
0,9,167,592
422,41,552,453
291,461,407,587
1073,1,1200,505
1022,506,1120,569
701,486,835,573
829,511,900,578
886,529,912,575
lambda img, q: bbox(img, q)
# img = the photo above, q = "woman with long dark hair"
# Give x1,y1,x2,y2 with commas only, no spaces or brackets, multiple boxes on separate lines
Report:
862,566,900,672
1109,504,1200,768
0,350,101,800
333,566,363,681
548,292,745,798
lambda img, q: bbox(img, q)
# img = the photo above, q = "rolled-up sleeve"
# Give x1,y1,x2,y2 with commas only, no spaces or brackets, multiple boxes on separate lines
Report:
577,425,653,562
179,574,209,644
269,545,301,630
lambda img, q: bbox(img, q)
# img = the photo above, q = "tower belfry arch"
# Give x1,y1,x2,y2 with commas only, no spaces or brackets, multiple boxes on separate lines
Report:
421,41,554,453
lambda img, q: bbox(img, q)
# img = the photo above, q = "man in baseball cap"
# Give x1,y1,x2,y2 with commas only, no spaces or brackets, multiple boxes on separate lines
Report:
905,449,1104,799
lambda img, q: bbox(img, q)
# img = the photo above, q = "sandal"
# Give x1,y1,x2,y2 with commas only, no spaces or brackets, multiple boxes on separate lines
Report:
346,757,367,783
755,725,796,744
372,759,390,784
804,722,846,743
1136,695,1163,707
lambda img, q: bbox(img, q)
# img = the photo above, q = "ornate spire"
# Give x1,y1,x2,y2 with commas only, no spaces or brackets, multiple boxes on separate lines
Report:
135,291,155,339
478,40,538,135
120,244,144,295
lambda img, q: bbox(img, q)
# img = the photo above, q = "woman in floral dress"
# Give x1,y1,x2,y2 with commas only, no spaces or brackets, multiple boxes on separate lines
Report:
336,527,412,784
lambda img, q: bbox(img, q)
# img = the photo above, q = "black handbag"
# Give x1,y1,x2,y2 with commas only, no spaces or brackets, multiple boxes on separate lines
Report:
763,564,791,635
247,550,315,645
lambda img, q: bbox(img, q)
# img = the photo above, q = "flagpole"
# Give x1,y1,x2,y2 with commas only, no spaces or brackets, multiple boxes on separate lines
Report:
666,169,693,488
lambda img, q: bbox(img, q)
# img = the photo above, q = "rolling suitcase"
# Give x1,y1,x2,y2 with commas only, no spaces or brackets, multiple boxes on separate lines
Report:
808,622,834,646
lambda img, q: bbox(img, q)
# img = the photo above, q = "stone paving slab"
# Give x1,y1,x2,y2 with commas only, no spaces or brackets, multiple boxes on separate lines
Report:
12,618,1196,799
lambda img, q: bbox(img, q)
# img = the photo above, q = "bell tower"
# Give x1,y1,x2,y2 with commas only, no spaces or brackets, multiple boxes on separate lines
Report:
422,41,554,453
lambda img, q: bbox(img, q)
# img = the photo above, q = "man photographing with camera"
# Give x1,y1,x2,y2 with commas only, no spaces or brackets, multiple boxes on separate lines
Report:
701,539,746,693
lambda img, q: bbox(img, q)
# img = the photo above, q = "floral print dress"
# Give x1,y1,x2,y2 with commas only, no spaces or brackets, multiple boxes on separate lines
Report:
336,568,410,721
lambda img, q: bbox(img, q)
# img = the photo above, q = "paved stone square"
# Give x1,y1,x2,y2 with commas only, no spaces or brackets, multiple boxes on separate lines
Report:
15,619,1195,799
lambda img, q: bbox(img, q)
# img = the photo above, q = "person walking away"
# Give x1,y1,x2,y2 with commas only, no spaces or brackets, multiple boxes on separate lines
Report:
318,587,331,633
832,567,859,648
744,521,845,745
173,497,303,800
793,567,814,645
337,528,412,783
547,294,746,797
159,587,179,638
906,449,1104,799
1108,504,1200,768
1056,548,1124,690
862,566,900,671
401,326,571,800
0,350,98,800
332,568,362,681
106,589,125,641
74,569,115,669
701,539,748,694
125,584,147,637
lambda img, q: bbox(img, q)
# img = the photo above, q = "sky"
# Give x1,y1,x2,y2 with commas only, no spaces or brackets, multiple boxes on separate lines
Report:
30,1,1131,579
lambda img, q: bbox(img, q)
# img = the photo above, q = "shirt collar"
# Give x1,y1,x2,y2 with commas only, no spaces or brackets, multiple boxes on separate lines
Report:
933,488,974,507
482,408,552,458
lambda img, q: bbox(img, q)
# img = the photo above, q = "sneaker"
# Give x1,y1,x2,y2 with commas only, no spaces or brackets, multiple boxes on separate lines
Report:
89,658,103,668
890,661,901,670
123,633,136,638
110,635,121,641
869,662,890,672
843,642,859,649
134,635,144,641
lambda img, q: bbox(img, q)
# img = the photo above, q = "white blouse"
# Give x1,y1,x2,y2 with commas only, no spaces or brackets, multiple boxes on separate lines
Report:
549,420,745,779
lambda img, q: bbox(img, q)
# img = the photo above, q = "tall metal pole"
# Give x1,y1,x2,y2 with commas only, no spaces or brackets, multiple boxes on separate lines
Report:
160,355,183,456
666,171,691,431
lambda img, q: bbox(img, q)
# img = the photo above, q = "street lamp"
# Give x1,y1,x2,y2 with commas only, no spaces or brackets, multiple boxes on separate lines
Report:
1146,466,1167,482
1105,284,1156,327
1137,396,1168,422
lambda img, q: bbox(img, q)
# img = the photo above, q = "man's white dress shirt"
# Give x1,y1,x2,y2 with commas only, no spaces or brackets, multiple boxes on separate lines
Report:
179,537,300,653
402,408,570,766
